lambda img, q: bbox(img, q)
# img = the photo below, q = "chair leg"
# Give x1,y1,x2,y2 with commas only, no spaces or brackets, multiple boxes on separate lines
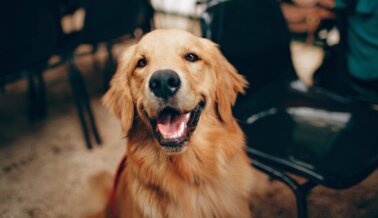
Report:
68,58,101,149
36,71,47,118
27,70,47,121
67,60,93,149
80,81,102,145
252,160,317,218
103,42,116,91
27,72,37,121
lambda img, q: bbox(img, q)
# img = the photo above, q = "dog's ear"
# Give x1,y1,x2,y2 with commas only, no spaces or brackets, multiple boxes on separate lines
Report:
102,45,136,135
207,41,248,123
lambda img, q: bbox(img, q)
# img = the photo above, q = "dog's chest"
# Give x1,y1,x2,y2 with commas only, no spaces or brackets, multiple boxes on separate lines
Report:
121,143,253,218
129,177,247,218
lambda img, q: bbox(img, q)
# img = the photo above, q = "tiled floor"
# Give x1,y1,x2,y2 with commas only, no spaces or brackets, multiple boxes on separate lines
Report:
1,13,377,218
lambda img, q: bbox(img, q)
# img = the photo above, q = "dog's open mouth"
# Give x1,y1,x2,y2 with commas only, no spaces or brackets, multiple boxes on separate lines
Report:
150,101,205,152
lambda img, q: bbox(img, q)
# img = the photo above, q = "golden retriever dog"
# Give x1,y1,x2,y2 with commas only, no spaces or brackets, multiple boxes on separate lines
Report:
101,29,254,218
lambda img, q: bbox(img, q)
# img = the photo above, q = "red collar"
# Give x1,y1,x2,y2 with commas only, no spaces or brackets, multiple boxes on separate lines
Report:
109,155,127,217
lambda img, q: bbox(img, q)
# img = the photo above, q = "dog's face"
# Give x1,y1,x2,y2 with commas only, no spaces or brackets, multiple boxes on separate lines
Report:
103,29,247,153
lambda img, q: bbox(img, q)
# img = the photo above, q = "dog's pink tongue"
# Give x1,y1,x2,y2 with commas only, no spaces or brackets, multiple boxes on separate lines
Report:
157,113,190,136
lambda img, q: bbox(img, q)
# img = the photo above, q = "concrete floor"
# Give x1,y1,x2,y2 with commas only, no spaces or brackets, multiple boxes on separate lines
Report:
1,14,377,218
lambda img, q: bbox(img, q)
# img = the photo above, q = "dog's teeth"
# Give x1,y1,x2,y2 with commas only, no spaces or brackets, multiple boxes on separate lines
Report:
185,113,190,119
165,134,176,139
178,122,185,137
160,122,186,140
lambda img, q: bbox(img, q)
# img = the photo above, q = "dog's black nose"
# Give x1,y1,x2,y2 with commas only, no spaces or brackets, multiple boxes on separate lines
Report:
149,70,181,100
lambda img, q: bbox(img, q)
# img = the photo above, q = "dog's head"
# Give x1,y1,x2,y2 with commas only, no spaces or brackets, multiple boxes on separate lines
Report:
103,29,247,153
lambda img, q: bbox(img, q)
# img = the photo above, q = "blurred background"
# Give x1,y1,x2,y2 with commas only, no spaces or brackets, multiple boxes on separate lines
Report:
0,0,377,217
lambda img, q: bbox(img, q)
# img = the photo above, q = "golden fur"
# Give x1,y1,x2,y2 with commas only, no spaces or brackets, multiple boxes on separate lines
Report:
101,29,254,218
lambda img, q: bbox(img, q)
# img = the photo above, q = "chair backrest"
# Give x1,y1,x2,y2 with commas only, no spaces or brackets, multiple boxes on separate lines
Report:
201,0,297,93
0,0,60,77
81,0,153,43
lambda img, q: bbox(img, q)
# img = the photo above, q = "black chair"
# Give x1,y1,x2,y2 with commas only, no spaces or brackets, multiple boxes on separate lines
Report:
0,0,59,120
239,81,378,218
201,0,378,217
1,0,101,149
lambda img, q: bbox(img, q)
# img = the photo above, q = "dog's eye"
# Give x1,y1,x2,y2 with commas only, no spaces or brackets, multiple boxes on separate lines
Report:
136,57,147,68
184,53,200,62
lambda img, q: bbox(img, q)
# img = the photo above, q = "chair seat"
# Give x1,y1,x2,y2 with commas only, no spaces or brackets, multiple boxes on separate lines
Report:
237,80,378,189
